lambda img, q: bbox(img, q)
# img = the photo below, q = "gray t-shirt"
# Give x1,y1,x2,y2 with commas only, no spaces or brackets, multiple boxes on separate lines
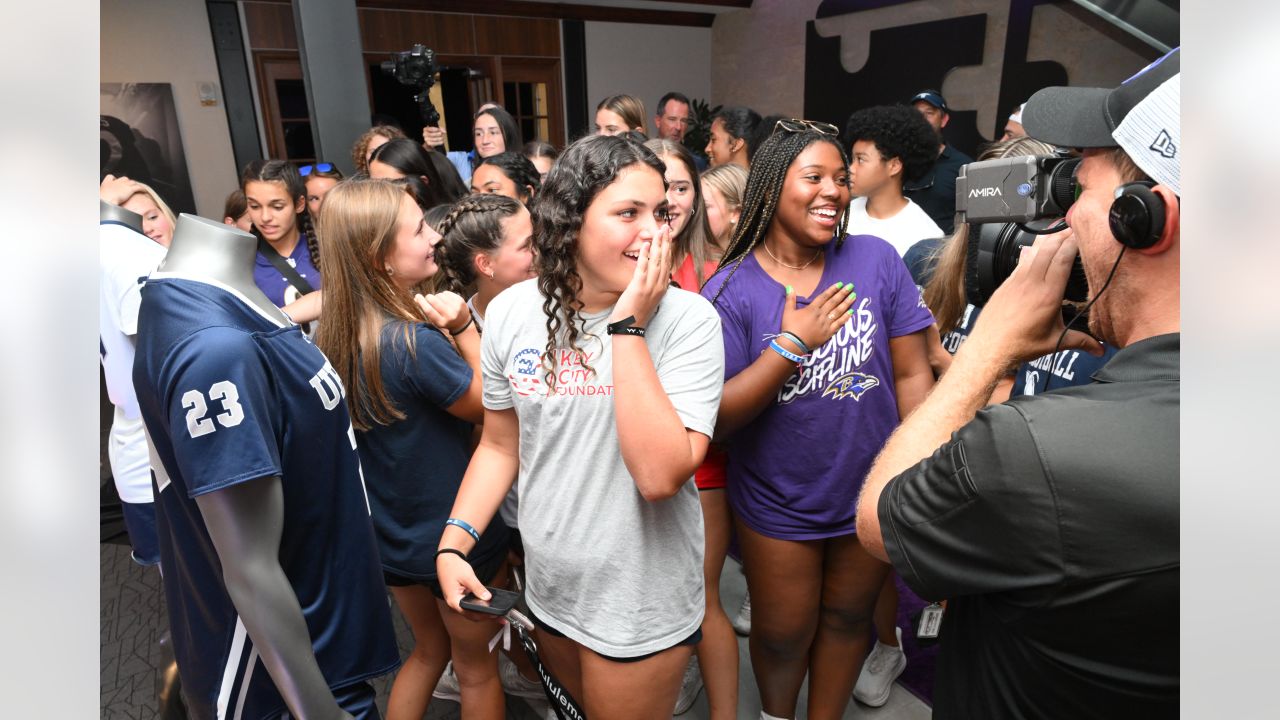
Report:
482,278,724,657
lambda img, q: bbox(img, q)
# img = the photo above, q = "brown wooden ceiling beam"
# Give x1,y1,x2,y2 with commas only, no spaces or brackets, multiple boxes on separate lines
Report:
246,0,719,27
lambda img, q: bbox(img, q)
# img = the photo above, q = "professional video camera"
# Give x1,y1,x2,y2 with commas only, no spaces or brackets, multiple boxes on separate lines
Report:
381,44,440,126
955,155,1089,307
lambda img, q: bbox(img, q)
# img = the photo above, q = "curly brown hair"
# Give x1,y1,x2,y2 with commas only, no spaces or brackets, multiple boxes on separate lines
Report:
351,125,406,175
530,134,666,390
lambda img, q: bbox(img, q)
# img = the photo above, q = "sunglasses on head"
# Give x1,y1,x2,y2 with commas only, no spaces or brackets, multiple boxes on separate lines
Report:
772,118,840,137
299,163,334,177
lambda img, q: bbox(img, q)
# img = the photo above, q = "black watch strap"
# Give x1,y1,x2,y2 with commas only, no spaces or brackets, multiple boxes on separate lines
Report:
607,315,646,337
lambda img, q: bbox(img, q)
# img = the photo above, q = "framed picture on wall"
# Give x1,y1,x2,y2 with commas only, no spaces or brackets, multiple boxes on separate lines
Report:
100,83,196,215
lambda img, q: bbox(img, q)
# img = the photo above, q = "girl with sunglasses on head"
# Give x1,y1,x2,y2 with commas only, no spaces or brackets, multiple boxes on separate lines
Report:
314,178,510,720
701,120,935,720
300,162,344,217
436,134,724,718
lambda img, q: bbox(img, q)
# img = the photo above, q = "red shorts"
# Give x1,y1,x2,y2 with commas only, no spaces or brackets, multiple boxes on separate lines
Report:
695,444,728,491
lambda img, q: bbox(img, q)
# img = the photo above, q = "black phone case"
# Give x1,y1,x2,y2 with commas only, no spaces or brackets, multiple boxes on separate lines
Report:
460,586,520,615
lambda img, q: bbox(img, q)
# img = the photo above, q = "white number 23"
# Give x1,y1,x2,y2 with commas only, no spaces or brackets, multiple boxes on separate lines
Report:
181,381,246,438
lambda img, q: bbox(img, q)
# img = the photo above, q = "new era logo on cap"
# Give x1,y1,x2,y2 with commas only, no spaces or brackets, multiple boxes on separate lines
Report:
1150,129,1177,159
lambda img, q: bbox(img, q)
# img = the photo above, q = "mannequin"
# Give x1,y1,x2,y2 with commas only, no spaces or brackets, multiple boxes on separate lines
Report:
134,215,398,719
100,198,144,232
157,214,286,322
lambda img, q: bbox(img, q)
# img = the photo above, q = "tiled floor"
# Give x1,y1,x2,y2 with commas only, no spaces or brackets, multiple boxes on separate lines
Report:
100,536,931,719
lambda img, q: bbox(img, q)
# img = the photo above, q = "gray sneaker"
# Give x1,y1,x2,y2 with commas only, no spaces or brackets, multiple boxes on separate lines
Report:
499,653,545,700
672,655,704,715
432,660,461,702
852,626,906,707
730,592,751,636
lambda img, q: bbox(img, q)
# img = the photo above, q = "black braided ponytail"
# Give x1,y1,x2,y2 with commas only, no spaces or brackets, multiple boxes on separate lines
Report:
434,193,523,296
707,131,850,306
531,134,666,391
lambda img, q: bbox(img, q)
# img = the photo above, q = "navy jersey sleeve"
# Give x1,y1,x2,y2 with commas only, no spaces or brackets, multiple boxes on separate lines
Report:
878,403,1065,601
882,245,935,338
163,327,282,497
400,323,472,410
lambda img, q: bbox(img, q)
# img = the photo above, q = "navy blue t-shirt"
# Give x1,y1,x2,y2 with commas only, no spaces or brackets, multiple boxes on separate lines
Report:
133,274,398,720
357,322,508,578
1011,344,1119,396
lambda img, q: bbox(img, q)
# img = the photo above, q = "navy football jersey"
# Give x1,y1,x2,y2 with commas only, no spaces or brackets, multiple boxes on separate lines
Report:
133,273,398,720
1011,343,1119,397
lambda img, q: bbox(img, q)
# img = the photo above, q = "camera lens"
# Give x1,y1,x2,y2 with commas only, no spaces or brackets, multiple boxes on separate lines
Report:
966,219,1090,307
1046,158,1081,216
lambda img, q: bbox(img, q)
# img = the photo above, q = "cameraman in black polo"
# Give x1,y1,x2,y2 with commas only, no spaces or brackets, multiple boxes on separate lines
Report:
856,48,1180,717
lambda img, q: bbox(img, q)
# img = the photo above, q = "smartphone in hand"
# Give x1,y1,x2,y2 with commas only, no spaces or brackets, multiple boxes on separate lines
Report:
460,586,520,616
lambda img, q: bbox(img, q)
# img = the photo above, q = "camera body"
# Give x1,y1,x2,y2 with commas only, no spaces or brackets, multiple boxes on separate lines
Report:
955,154,1089,307
954,155,1079,225
381,44,440,126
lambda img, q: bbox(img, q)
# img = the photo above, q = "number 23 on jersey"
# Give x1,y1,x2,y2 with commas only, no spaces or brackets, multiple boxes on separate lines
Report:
182,381,245,438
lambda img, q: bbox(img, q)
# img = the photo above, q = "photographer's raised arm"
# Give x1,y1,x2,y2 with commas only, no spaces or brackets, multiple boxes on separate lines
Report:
857,231,1101,560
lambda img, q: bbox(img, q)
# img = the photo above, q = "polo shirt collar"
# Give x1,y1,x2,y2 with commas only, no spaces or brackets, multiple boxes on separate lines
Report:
1092,332,1179,383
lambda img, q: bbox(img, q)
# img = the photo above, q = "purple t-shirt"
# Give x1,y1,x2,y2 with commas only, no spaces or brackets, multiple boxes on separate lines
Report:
253,234,322,308
701,234,934,540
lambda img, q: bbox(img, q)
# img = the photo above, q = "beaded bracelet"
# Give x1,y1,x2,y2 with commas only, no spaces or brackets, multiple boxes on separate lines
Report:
768,339,807,364
445,517,480,542
777,331,812,355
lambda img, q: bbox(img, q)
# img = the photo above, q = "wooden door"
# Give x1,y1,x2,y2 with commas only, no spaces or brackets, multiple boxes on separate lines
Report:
254,52,316,165
500,58,565,149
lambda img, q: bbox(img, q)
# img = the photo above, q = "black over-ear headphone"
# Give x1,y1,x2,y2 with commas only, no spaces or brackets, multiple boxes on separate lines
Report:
1109,181,1166,249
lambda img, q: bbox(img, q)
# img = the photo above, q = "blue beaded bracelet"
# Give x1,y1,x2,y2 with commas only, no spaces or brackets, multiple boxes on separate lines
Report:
445,517,480,542
768,339,807,364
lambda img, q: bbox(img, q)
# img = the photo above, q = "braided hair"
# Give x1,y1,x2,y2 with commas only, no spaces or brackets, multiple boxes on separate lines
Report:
240,159,320,271
532,134,666,391
434,193,524,296
707,130,850,307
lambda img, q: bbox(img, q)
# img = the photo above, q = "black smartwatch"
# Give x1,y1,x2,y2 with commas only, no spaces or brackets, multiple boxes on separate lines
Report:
607,315,646,337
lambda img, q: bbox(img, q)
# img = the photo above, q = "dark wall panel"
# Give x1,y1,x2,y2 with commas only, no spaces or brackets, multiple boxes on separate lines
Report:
804,14,988,157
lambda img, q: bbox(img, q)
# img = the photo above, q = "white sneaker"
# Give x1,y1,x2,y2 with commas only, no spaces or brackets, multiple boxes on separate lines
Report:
731,592,751,636
852,626,906,707
432,661,461,702
499,652,544,700
672,655,704,715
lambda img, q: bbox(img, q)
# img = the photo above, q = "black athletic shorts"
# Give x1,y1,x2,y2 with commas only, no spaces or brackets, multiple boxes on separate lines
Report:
383,546,506,600
528,607,702,663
